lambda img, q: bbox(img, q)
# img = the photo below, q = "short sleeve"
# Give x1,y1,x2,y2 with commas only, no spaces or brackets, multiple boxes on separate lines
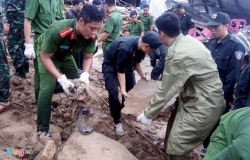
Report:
149,16,153,25
140,22,144,33
41,26,62,54
24,0,39,20
104,17,114,33
84,36,98,54
116,48,130,73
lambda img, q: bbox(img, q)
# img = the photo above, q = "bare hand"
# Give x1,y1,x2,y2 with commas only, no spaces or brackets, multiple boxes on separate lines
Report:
4,23,10,36
141,75,148,81
121,91,129,99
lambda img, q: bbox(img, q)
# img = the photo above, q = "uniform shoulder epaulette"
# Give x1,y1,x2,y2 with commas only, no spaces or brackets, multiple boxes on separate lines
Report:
107,13,112,17
90,33,97,39
59,27,73,38
229,35,242,44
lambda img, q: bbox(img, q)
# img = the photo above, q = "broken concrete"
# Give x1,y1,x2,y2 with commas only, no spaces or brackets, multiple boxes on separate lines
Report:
122,79,159,120
34,140,57,160
57,131,137,160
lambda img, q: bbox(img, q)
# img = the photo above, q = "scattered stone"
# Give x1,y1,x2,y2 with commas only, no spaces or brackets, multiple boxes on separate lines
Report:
34,140,57,160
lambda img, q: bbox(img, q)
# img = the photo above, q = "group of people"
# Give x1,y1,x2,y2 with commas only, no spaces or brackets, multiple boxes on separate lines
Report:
0,0,250,159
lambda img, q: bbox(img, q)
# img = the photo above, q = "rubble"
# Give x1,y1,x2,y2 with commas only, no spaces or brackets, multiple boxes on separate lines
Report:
34,140,57,160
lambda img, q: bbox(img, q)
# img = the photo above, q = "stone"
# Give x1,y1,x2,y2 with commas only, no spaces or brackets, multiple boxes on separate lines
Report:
34,140,57,160
122,79,158,120
57,132,137,160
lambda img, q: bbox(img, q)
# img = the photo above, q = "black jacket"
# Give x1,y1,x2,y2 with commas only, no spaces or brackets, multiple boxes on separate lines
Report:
65,8,78,19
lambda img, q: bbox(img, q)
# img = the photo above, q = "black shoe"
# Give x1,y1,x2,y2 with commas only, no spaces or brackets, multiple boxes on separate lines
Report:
24,61,29,73
10,66,26,78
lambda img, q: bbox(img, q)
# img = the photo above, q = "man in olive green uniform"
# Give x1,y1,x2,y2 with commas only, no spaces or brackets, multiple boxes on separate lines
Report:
24,0,65,101
138,4,153,33
128,11,144,36
137,12,225,160
97,0,122,56
4,0,29,78
0,2,10,112
203,107,250,160
36,5,103,143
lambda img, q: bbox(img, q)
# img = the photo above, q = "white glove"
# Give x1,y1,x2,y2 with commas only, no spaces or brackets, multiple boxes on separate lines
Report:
79,72,90,86
137,113,152,125
24,43,36,59
57,74,74,93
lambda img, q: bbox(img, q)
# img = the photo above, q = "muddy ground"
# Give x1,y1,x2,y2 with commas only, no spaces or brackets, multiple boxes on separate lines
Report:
0,46,202,160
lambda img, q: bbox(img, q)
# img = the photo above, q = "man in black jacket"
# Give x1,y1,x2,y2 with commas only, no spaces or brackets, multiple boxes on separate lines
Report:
65,0,84,19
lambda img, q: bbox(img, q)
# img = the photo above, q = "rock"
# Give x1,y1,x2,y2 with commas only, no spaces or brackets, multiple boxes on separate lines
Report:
57,132,137,160
34,140,57,160
122,79,158,120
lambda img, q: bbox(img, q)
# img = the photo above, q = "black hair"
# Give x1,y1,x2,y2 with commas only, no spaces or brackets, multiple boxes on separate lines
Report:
105,0,115,6
130,11,137,17
93,0,101,5
73,0,83,5
155,12,180,38
143,4,149,9
77,4,103,23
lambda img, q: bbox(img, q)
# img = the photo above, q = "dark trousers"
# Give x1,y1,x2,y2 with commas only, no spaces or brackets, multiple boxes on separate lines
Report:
104,72,136,124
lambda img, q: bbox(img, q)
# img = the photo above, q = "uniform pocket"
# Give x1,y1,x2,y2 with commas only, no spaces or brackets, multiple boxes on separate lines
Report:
216,57,229,71
38,2,51,24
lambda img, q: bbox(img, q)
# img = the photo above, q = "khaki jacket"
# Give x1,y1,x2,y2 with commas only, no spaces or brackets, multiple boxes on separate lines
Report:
144,33,225,155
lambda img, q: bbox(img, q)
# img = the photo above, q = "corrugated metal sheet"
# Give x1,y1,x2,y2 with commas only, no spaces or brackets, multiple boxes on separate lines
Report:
146,0,173,21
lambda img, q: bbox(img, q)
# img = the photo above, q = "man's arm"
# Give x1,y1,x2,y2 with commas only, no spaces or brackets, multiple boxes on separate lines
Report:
135,63,146,79
117,72,129,98
82,53,93,73
97,17,113,43
149,16,153,31
140,22,144,36
4,0,14,35
24,18,32,44
97,32,110,43
40,50,61,79
56,0,65,20
223,44,245,100
187,15,195,36
144,57,192,119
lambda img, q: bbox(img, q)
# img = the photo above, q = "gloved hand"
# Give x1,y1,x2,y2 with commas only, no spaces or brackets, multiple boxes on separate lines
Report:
137,113,152,125
79,72,90,86
57,74,74,93
24,43,36,59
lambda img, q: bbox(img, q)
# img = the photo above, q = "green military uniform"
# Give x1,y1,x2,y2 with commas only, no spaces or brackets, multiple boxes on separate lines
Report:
0,2,10,103
102,10,122,55
5,0,29,74
143,33,225,159
204,107,250,160
128,20,144,36
138,13,153,32
36,19,97,132
24,0,65,101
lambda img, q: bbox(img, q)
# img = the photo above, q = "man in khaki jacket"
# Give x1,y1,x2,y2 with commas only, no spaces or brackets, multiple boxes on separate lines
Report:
137,12,225,160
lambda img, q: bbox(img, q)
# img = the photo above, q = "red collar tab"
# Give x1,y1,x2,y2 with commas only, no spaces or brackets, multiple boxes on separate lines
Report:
70,32,75,40
132,51,136,57
107,13,112,17
90,34,96,39
59,27,73,38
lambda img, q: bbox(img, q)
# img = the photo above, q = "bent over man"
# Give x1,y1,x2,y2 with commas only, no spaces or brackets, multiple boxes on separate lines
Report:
137,12,225,160
102,31,162,135
36,5,103,144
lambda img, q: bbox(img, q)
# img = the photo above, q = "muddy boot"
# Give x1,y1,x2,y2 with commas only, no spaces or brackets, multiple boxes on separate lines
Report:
24,61,29,73
10,65,26,78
